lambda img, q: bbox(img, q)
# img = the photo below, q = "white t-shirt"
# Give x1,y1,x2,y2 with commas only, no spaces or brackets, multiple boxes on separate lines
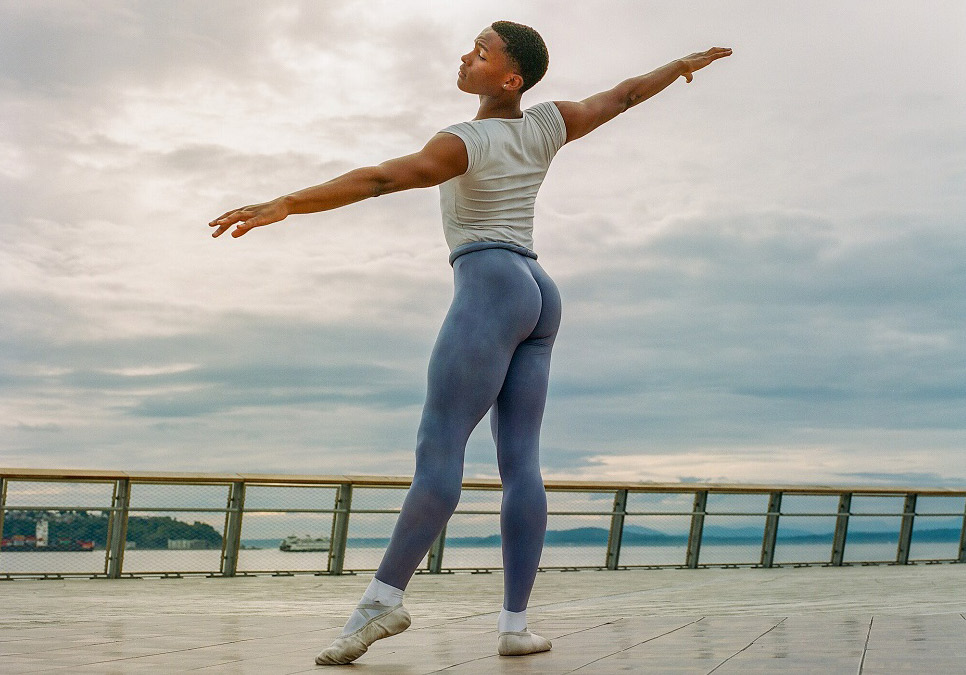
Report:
438,101,567,253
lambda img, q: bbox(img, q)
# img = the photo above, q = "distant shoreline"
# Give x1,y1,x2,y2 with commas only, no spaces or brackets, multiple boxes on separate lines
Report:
238,525,961,550
4,523,959,552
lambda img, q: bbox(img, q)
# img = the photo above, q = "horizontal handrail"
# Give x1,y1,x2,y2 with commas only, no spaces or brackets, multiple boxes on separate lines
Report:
3,467,964,496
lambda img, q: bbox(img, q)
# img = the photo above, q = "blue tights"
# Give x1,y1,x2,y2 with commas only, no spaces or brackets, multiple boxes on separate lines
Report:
374,247,561,612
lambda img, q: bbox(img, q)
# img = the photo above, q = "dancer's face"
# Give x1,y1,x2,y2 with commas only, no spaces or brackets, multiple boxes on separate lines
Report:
457,27,523,96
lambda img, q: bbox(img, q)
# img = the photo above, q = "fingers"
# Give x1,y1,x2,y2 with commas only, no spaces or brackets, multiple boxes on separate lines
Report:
680,46,732,84
209,210,246,228
210,208,239,224
230,218,259,237
209,209,253,238
209,208,247,227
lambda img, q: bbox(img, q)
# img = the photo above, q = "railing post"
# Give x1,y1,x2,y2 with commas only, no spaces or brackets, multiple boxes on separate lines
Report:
327,483,352,575
606,489,628,570
0,477,7,558
760,491,783,568
220,481,246,577
896,493,917,564
831,492,851,566
105,478,131,578
958,498,966,564
686,490,708,569
427,525,446,573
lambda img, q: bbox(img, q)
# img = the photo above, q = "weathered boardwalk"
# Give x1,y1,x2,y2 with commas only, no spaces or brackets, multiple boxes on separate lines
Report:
2,564,964,673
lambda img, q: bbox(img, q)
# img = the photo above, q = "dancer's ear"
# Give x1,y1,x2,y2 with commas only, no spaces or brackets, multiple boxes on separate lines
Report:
503,73,524,93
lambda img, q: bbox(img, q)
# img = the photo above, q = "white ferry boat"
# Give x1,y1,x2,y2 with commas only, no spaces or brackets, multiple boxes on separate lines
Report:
279,535,330,552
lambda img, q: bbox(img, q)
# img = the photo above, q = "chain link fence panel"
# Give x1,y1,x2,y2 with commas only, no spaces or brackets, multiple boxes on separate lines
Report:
235,484,338,574
909,496,965,562
0,480,114,576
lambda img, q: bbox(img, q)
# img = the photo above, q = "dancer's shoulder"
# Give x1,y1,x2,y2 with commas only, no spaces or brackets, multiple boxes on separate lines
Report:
525,102,567,155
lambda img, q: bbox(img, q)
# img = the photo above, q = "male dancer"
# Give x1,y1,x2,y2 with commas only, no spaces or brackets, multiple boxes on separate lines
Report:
210,20,731,665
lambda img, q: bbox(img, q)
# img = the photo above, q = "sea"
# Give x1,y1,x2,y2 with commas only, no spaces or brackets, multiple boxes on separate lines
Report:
1,541,959,575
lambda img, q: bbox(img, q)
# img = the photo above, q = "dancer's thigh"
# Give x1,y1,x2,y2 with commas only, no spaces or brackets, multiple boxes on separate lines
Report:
420,251,543,446
492,260,561,472
493,343,552,475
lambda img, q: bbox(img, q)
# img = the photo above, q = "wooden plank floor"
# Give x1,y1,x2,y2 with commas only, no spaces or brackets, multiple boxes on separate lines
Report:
1,564,964,673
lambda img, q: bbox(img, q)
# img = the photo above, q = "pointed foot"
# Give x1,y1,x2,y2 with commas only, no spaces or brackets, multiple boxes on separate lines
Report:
315,605,411,665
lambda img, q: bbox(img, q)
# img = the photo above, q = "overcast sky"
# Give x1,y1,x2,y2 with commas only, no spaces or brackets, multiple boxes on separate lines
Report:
2,0,965,488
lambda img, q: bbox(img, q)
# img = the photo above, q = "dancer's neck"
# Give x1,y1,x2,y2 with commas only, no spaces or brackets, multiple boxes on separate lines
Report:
474,94,523,120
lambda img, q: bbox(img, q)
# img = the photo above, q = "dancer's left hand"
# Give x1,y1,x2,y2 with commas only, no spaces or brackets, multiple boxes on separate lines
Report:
680,47,733,83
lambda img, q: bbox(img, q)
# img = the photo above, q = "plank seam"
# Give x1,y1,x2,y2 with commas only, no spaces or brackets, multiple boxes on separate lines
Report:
563,617,706,673
705,617,787,674
857,615,874,675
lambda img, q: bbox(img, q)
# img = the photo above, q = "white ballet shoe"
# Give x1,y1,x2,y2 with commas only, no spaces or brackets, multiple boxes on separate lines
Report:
498,630,552,656
315,603,411,665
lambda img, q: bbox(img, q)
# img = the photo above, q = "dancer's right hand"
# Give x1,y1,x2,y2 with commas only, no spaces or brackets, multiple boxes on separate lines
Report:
209,197,289,238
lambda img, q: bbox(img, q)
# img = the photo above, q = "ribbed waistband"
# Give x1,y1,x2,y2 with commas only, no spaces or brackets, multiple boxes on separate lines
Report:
449,241,538,266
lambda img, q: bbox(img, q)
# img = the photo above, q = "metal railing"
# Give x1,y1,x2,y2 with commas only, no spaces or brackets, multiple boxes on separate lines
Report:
1,468,964,579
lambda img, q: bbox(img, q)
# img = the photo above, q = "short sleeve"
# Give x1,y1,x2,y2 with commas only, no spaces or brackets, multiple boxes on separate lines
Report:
440,122,486,173
526,101,568,158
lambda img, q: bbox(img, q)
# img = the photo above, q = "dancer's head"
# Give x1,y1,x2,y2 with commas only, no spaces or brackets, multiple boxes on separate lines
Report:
458,21,548,97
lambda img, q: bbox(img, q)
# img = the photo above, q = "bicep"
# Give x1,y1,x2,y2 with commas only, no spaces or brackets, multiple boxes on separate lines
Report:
554,89,628,144
375,133,468,193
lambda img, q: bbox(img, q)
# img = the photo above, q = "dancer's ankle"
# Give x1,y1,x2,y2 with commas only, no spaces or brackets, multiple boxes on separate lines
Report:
363,577,405,606
341,577,405,636
498,607,527,633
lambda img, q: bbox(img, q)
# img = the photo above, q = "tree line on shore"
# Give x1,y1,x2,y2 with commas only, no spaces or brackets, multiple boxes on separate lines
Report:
2,510,222,549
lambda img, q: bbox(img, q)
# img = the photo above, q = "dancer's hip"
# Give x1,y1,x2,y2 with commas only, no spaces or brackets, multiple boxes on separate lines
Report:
448,240,537,266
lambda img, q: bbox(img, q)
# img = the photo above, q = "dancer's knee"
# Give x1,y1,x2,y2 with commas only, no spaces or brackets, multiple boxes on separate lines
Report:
411,477,462,515
501,467,545,504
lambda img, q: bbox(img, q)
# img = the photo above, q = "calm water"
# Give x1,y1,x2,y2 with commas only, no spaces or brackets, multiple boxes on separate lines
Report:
1,542,959,575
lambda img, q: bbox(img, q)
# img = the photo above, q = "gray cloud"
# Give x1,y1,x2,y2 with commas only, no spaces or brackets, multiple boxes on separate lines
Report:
1,1,332,94
839,472,966,489
3,1,965,486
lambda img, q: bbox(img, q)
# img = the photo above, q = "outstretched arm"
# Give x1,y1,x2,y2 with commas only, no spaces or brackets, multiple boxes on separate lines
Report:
209,132,468,238
554,47,732,144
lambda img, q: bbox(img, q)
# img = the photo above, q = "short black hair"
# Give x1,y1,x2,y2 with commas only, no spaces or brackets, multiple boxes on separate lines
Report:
490,21,549,93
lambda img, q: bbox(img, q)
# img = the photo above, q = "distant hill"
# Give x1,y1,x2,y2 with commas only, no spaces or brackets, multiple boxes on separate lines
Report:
243,525,961,550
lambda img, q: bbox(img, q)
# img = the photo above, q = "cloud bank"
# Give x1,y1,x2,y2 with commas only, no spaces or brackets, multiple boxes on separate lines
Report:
3,1,965,487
